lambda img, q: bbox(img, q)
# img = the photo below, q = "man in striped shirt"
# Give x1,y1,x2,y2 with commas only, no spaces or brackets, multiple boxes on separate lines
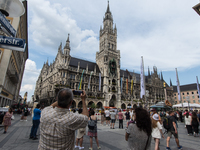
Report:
38,88,89,150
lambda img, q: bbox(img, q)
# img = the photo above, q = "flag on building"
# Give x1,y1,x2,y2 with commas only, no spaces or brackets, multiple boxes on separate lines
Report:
126,79,128,94
121,78,123,93
131,79,133,94
196,76,200,102
175,68,181,101
88,71,93,89
140,56,145,99
79,70,84,90
99,73,101,91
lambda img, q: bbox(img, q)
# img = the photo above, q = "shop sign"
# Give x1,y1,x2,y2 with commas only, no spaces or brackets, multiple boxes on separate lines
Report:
0,11,16,37
0,35,26,52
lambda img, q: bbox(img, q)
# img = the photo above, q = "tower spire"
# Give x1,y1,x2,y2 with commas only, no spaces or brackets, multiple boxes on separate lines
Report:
148,66,150,77
107,0,110,13
64,34,70,50
66,33,70,42
58,42,62,52
161,71,163,81
104,0,113,22
170,78,172,86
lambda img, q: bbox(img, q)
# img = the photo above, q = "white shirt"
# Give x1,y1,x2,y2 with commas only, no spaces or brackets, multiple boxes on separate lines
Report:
152,122,162,139
185,116,191,125
105,110,110,117
129,110,133,119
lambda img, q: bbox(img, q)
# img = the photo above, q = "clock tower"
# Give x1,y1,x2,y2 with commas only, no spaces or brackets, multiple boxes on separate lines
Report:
96,1,121,108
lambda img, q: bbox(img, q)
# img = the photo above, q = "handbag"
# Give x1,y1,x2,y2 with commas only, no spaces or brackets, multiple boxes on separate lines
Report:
88,117,95,130
11,115,15,120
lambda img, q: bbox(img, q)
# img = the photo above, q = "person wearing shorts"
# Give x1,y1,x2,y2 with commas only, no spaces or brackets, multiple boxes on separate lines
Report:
105,108,110,126
125,109,130,128
110,110,116,129
166,111,182,150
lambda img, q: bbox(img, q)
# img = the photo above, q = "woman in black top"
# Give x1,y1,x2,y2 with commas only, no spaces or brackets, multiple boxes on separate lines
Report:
24,106,28,121
125,109,130,128
191,112,199,137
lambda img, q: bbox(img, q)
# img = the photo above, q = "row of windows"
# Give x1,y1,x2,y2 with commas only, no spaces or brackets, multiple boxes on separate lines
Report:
175,100,197,104
175,95,199,99
174,91,198,96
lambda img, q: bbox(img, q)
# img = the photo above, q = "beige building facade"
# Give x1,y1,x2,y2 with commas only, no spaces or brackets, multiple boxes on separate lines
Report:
173,84,200,104
0,1,28,107
34,3,174,109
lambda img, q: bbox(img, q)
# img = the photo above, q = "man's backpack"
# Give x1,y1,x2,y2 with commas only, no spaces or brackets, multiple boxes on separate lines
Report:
88,117,95,130
163,116,171,130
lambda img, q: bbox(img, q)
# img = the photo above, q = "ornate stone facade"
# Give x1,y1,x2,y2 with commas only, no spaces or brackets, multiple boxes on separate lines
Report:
34,3,174,109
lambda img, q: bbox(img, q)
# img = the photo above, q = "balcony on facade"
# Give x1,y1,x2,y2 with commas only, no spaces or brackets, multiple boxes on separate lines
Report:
7,69,19,84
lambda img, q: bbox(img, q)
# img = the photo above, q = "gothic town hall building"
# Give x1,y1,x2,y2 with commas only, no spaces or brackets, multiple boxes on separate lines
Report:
34,3,174,109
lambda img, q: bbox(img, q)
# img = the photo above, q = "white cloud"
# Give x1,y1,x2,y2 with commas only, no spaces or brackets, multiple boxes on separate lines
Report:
28,0,200,72
20,59,40,101
29,0,98,57
26,0,200,87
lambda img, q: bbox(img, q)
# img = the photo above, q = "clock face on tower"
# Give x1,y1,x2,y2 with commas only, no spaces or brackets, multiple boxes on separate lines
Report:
110,36,113,39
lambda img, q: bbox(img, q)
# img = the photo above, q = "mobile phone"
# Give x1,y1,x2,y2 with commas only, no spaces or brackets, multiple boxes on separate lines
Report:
73,90,83,95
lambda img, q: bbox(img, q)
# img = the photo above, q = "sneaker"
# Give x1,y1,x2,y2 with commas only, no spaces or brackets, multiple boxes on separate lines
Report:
178,146,182,150
3,131,6,134
29,136,33,139
97,146,101,149
166,147,171,150
89,148,93,150
79,147,84,149
75,145,79,149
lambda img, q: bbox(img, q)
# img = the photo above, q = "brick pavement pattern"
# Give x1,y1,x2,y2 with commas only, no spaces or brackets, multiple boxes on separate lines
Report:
0,115,199,150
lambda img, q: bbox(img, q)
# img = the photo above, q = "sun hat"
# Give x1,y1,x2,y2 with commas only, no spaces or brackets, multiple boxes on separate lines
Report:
152,114,159,120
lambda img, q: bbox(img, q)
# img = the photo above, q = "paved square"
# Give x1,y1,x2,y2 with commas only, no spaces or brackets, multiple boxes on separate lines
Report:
0,115,199,150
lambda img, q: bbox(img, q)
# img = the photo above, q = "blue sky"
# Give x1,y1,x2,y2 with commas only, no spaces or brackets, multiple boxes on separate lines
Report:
20,0,200,101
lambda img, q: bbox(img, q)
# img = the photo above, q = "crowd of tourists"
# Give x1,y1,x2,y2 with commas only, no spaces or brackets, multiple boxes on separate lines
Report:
3,88,200,150
36,88,200,150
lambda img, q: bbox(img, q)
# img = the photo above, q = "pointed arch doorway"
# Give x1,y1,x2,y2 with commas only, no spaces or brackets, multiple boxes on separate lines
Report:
109,94,116,107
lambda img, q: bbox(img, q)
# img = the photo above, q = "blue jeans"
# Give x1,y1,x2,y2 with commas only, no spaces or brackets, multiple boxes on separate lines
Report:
30,119,40,138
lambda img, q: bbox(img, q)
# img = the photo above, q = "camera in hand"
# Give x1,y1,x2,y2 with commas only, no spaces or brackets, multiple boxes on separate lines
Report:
73,90,83,95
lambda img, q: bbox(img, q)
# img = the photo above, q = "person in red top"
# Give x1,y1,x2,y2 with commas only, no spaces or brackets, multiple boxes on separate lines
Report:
183,110,192,116
118,109,124,129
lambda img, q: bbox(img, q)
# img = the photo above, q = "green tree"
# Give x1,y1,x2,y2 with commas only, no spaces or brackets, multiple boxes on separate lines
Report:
91,103,96,109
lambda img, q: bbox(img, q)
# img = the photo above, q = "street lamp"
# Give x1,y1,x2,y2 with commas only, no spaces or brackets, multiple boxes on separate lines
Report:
0,0,25,17
193,3,200,16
